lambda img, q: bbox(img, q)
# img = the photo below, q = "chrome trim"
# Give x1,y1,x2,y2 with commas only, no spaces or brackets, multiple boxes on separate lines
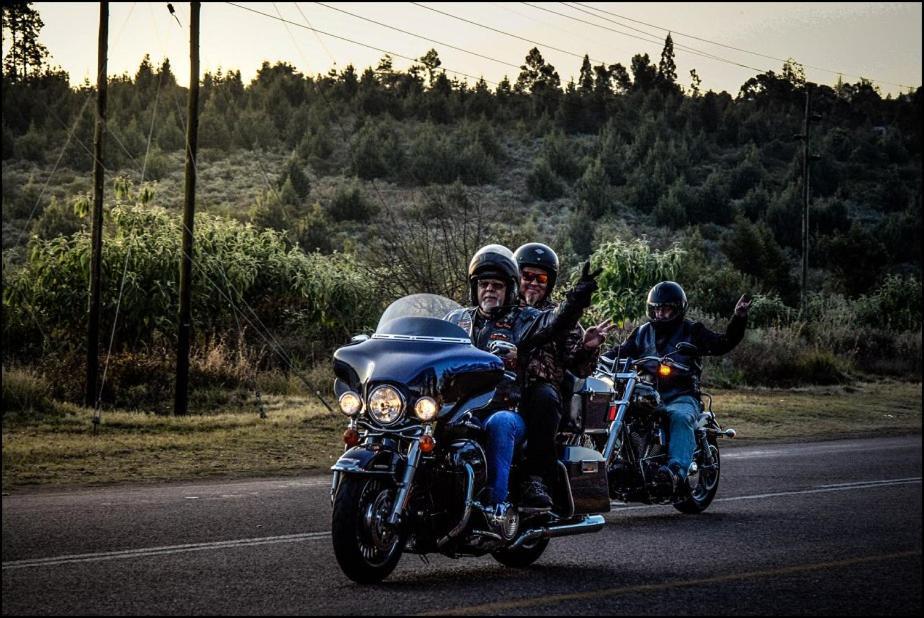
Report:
372,334,472,344
508,515,606,550
556,460,576,518
388,439,421,526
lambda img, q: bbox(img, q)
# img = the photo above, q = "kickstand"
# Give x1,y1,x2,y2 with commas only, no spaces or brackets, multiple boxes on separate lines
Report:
418,553,431,565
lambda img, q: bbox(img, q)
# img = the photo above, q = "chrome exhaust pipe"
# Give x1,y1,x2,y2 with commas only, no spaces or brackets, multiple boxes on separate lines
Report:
509,515,606,550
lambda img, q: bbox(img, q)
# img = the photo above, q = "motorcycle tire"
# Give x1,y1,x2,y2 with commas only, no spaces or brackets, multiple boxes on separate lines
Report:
673,437,720,514
491,537,550,568
332,477,406,584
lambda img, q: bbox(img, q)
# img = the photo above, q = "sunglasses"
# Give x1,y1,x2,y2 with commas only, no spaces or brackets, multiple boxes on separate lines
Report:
521,272,549,284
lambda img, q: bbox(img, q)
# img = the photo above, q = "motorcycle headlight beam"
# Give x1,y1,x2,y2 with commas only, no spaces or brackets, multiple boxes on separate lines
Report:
414,397,438,422
368,385,405,426
338,391,363,417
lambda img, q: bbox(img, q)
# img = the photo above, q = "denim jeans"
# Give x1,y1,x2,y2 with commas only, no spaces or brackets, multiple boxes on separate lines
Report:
482,410,526,506
664,395,701,479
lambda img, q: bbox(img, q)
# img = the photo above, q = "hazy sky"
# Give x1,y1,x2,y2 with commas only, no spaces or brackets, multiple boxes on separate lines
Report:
19,2,923,96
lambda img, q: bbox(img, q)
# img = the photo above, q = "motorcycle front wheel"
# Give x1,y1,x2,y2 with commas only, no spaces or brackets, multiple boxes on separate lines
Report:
491,537,549,568
673,437,720,514
332,477,406,584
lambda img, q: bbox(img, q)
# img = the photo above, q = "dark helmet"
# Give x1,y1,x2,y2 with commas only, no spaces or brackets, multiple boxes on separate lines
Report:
647,281,688,324
468,244,519,308
513,243,560,295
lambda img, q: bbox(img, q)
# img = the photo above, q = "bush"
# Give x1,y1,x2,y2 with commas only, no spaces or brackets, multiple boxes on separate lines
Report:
1,366,59,419
526,157,565,200
327,184,378,222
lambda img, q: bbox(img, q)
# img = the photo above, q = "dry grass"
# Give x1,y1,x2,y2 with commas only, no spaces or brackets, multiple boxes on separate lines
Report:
709,381,922,442
2,382,920,490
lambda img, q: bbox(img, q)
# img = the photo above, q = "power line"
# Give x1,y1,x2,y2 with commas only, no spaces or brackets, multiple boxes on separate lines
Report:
523,2,767,75
224,2,495,85
313,2,521,71
410,2,606,65
570,1,918,91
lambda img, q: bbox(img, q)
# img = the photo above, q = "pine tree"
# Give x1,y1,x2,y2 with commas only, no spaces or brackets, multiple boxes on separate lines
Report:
657,33,677,85
1,1,49,82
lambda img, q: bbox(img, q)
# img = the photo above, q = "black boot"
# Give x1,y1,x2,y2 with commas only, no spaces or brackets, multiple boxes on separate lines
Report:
519,475,553,510
654,464,679,496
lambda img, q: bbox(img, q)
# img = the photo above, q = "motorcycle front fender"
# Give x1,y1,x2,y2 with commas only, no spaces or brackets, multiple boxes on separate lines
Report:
330,445,406,504
331,445,405,479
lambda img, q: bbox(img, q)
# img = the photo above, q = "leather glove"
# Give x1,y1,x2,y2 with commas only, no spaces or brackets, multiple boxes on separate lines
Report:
567,261,601,309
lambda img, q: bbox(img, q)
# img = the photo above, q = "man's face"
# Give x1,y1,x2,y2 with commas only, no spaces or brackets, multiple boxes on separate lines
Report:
653,304,677,321
520,266,549,307
477,278,506,313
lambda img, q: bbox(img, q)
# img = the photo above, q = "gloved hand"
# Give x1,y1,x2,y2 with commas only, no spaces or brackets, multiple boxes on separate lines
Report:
567,261,602,309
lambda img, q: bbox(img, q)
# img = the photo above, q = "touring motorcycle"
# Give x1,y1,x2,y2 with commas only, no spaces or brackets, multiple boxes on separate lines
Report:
565,342,736,513
329,294,610,584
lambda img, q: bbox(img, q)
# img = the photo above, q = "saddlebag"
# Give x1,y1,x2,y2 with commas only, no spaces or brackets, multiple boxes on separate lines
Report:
569,376,614,433
559,446,610,514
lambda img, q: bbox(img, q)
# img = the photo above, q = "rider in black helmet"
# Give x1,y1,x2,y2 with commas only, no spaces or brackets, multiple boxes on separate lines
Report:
446,244,600,514
603,282,751,495
513,243,612,509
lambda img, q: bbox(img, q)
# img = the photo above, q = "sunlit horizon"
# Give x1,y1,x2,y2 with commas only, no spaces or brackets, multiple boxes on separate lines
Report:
9,2,919,97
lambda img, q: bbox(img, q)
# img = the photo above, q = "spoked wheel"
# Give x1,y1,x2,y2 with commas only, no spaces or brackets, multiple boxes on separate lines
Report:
332,477,406,583
673,438,720,514
491,537,550,568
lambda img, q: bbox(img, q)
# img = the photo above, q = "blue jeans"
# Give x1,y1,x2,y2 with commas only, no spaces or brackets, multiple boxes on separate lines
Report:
664,395,700,479
482,411,526,506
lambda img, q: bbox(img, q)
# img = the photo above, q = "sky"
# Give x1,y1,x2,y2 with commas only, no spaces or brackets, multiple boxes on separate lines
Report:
17,2,924,97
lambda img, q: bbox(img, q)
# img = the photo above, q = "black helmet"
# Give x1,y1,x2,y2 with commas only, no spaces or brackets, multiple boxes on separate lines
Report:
647,281,688,324
468,244,519,308
513,243,560,295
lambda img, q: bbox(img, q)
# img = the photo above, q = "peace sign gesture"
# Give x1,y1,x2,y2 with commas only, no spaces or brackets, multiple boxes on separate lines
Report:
582,318,614,350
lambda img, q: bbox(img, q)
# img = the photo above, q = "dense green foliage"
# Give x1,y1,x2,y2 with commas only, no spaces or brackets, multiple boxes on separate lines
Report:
2,13,922,407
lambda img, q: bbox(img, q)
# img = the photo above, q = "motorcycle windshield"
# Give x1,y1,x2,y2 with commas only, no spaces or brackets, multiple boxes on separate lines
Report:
375,294,468,342
335,294,502,406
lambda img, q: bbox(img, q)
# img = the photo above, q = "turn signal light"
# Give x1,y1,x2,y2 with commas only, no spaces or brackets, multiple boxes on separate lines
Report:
658,364,672,377
343,428,361,447
419,435,436,454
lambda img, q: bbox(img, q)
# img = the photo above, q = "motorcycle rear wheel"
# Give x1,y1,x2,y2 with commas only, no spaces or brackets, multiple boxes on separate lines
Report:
673,438,720,514
491,538,550,568
332,477,406,583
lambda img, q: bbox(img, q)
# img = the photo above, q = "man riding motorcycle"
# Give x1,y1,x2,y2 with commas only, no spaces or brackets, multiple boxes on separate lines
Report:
601,282,751,494
445,244,598,515
512,243,612,509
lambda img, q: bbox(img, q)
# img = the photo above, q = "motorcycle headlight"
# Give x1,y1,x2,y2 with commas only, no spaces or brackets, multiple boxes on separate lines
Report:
338,391,363,417
414,397,438,422
367,385,405,426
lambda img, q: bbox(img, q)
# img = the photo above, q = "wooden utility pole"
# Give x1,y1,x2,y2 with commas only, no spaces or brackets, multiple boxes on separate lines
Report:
174,1,200,415
85,1,108,408
800,86,810,312
799,85,822,313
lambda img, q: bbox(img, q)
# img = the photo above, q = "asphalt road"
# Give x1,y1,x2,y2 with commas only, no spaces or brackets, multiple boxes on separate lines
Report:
2,435,921,615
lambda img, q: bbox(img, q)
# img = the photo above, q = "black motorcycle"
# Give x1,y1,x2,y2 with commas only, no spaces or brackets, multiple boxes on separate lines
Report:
329,294,610,584
565,342,736,514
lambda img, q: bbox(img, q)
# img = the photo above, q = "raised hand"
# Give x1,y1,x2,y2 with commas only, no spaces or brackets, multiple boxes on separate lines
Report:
583,318,614,350
735,294,752,317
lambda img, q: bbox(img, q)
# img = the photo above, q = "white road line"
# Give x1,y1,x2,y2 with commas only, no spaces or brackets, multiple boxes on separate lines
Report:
4,476,920,571
722,440,917,460
2,532,331,571
609,477,922,511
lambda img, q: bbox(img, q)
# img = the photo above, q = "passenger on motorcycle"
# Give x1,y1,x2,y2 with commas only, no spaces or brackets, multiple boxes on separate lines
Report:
445,244,598,513
513,243,613,509
601,282,751,494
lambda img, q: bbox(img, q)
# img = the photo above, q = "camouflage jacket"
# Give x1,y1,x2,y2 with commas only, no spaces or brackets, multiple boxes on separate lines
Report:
521,298,598,386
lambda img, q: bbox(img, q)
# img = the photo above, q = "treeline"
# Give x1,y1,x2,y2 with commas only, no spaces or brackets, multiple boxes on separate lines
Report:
3,35,923,407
